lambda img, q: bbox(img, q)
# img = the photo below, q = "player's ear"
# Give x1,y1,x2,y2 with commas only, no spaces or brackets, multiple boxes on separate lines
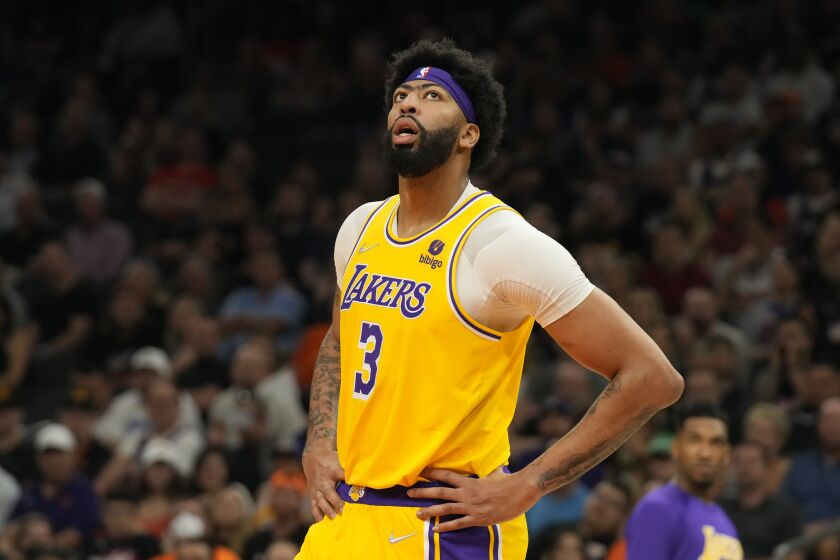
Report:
458,123,480,150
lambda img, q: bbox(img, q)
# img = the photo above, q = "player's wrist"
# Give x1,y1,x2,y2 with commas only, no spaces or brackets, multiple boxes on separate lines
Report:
512,467,545,502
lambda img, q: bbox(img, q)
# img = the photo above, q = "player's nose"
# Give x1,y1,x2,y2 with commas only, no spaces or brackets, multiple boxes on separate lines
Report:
399,92,419,114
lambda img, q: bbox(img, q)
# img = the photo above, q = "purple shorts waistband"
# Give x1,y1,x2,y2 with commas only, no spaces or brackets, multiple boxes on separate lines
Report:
336,467,511,508
336,480,448,507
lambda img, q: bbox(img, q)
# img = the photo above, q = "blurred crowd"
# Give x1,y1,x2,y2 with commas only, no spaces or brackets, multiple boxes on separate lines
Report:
0,0,839,559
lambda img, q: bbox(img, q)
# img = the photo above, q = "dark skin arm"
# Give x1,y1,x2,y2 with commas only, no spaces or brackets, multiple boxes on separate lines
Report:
301,290,345,521
409,288,684,532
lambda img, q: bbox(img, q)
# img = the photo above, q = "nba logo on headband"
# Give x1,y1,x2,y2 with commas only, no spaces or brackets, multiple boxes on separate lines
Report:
416,66,430,79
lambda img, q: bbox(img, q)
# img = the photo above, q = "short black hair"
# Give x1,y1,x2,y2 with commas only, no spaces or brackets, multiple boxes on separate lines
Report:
675,401,730,433
383,38,506,172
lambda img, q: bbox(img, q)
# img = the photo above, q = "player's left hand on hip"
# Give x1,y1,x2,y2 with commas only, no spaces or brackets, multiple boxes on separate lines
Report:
407,467,540,532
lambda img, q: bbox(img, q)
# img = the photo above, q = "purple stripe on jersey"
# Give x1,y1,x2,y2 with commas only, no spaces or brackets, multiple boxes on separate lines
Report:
429,517,437,560
491,524,501,560
384,191,491,246
447,205,506,340
439,521,492,560
347,198,391,260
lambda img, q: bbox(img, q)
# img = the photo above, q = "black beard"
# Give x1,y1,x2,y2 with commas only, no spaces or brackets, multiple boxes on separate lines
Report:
382,122,460,178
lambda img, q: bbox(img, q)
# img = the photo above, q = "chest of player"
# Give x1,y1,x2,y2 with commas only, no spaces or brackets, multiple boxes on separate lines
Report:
339,235,452,323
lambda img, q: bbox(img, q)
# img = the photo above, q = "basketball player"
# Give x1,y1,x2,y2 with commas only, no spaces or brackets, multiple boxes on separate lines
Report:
625,403,744,559
298,39,684,559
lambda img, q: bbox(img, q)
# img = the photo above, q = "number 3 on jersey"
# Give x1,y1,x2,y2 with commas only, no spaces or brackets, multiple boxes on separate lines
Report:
353,322,383,401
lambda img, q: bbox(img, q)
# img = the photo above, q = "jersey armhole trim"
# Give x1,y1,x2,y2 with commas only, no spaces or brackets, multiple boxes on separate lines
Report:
343,197,394,281
447,205,516,342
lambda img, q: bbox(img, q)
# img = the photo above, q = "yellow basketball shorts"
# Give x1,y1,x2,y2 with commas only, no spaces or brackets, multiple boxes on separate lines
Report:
297,481,527,559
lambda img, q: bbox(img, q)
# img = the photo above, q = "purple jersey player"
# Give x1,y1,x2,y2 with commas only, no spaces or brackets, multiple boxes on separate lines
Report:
625,403,744,560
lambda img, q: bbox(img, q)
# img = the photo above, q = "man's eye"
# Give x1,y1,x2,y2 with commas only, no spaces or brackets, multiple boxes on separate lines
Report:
426,91,440,99
394,92,407,101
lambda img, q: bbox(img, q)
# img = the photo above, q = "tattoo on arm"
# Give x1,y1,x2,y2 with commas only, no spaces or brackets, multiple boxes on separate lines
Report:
304,293,342,452
534,375,658,492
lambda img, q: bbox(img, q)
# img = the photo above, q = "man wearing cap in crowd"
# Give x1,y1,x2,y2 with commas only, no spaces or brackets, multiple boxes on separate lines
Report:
96,377,204,495
151,511,238,560
94,346,202,448
8,422,101,552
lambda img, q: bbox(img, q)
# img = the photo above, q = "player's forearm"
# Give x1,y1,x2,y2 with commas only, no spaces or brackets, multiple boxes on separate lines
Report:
521,365,683,494
304,326,342,449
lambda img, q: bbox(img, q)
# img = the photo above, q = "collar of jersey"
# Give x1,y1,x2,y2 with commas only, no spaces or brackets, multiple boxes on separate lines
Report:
384,188,490,246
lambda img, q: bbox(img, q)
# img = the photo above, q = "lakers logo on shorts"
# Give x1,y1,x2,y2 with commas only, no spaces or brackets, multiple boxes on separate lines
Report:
348,485,366,502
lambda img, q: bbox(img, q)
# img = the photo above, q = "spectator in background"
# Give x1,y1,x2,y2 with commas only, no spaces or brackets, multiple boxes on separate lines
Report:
812,209,840,361
640,221,711,314
140,126,217,263
94,346,202,449
206,484,254,554
644,432,676,489
787,362,840,453
0,466,21,529
625,403,743,559
531,480,631,560
0,512,56,560
88,287,166,373
192,448,232,505
175,257,220,313
10,423,101,551
787,149,837,245
20,241,98,419
243,470,309,557
0,386,30,484
536,527,586,560
87,490,161,560
6,111,40,175
219,251,306,358
741,403,791,496
163,296,207,354
262,541,299,560
674,286,748,368
0,185,55,268
0,170,36,236
720,442,802,559
33,97,107,189
152,511,239,560
96,378,204,496
134,439,189,540
0,295,35,400
681,368,724,409
65,178,133,286
209,338,306,487
783,396,840,526
754,315,814,402
525,477,590,543
170,316,228,414
57,388,111,480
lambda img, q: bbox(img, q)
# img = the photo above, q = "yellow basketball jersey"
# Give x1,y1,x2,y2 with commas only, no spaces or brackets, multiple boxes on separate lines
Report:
337,190,535,488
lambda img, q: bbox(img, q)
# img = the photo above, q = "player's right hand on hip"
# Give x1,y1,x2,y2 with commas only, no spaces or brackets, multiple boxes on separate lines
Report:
302,439,346,521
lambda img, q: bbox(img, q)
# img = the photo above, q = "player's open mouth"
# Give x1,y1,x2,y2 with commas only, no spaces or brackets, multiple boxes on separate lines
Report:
392,117,419,145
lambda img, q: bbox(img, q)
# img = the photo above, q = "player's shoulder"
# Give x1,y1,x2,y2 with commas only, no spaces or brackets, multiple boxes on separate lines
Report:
345,199,388,226
337,199,388,239
632,483,686,519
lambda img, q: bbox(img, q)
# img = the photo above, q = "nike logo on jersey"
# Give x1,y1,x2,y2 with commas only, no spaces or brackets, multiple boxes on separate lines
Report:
389,531,416,544
341,263,430,318
358,242,380,254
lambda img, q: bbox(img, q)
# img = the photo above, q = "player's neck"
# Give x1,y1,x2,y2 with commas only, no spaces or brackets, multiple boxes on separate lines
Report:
396,164,469,237
674,475,716,503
